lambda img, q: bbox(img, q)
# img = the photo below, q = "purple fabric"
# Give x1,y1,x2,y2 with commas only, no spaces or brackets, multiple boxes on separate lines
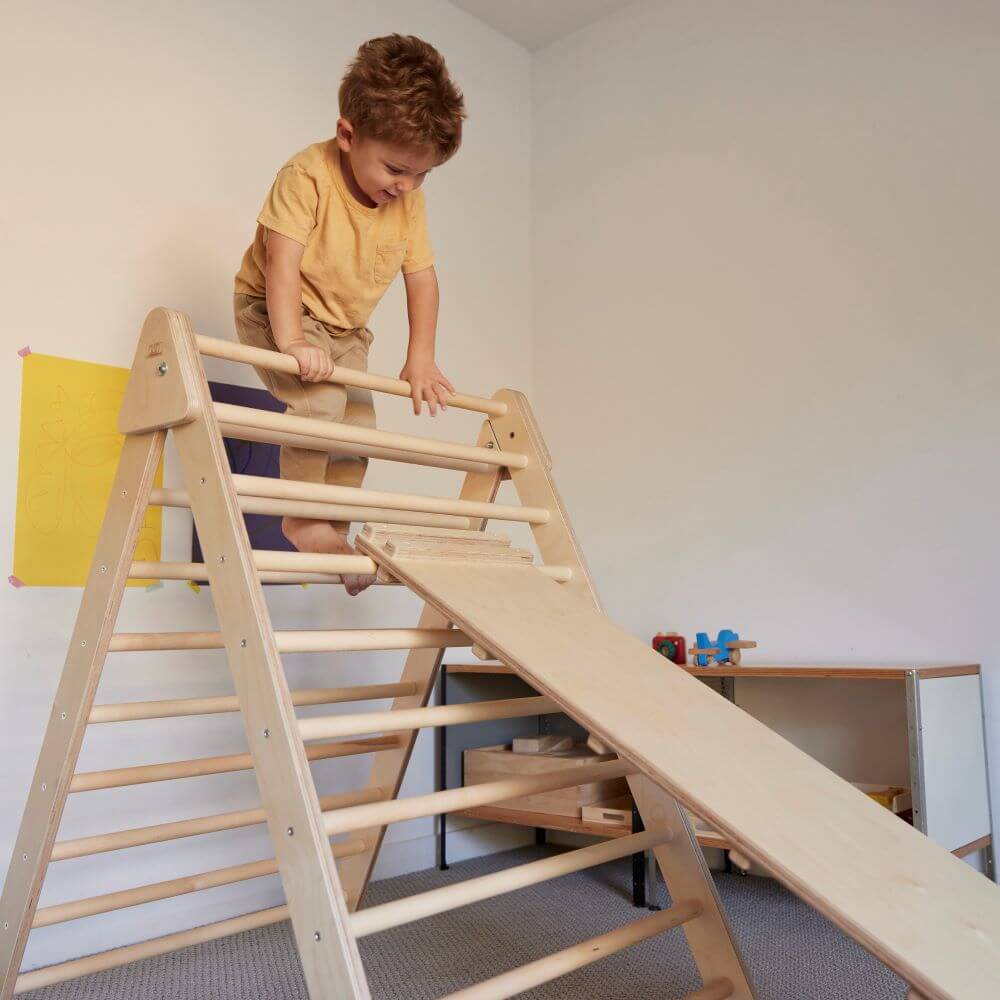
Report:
191,381,295,581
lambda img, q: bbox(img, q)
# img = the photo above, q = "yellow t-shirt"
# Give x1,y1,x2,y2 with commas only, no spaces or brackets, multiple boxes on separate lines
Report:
234,140,434,330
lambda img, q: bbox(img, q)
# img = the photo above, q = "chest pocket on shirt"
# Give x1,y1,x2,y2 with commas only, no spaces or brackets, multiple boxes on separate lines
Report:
373,241,408,285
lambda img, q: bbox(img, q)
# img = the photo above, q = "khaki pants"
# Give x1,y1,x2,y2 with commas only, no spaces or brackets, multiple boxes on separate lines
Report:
233,293,375,529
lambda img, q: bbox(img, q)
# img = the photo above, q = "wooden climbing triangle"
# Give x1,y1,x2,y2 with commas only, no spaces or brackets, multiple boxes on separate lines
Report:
1,307,997,999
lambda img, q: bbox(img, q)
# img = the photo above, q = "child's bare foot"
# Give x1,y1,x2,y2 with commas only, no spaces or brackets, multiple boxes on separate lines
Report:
280,517,375,596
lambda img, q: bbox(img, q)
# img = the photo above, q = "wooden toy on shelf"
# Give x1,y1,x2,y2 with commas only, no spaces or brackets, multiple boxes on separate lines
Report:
652,632,687,664
691,630,758,667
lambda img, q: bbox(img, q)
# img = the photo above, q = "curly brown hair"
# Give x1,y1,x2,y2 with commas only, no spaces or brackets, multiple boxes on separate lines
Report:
339,35,465,163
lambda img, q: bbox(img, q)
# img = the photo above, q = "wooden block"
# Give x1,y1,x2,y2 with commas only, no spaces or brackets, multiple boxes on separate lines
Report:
852,783,909,814
512,735,572,755
360,523,533,568
463,743,627,818
581,796,632,826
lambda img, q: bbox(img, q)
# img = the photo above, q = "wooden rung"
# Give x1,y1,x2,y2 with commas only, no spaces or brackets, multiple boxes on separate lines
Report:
195,334,508,418
440,901,701,1000
107,628,470,654
231,473,550,525
14,904,291,994
299,695,558,743
254,550,377,574
90,682,419,724
352,829,670,938
34,838,366,928
324,758,637,835
150,486,472,531
129,558,572,585
128,560,383,585
684,980,735,1000
214,402,529,471
219,420,495,475
51,787,384,861
69,737,399,792
129,554,375,578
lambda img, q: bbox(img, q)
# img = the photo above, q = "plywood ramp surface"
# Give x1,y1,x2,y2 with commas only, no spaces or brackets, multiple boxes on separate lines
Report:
356,536,1000,1000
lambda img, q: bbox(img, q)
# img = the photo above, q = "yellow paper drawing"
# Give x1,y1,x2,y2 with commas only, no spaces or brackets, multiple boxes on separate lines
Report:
13,354,163,586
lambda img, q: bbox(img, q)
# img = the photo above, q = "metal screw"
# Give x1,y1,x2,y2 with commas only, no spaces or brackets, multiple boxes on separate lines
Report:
80,640,87,648
122,489,128,497
263,728,270,739
313,931,321,942
60,712,67,720
286,827,294,837
485,441,495,449
200,477,206,485
240,638,247,648
100,565,108,574
156,362,169,376
3,921,8,930
22,854,28,862
219,555,225,564
41,783,46,792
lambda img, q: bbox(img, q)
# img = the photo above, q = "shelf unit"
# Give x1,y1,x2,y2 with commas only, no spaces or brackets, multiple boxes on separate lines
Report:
440,660,995,883
681,661,994,874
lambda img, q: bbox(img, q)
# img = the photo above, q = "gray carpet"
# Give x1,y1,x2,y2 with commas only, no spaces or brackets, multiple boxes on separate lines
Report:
24,845,906,999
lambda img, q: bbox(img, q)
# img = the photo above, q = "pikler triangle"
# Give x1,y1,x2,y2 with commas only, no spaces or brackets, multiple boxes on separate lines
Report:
2,307,997,1000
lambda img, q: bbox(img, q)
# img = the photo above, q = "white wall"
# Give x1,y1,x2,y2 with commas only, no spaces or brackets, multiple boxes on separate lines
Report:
533,0,1000,836
0,0,531,968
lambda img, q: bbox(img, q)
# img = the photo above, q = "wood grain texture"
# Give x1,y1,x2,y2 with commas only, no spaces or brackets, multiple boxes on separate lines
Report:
356,540,1000,1000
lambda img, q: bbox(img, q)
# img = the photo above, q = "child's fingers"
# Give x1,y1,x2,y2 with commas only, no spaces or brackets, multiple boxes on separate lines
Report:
425,385,439,417
433,382,450,411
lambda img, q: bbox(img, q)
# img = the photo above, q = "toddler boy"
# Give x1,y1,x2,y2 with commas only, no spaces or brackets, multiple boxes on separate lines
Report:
233,34,465,593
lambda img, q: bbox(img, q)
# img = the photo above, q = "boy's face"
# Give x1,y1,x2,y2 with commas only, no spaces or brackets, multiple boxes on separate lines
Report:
336,118,438,207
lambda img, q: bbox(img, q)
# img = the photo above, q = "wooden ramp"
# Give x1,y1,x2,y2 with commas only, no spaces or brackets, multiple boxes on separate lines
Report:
358,523,1000,1000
